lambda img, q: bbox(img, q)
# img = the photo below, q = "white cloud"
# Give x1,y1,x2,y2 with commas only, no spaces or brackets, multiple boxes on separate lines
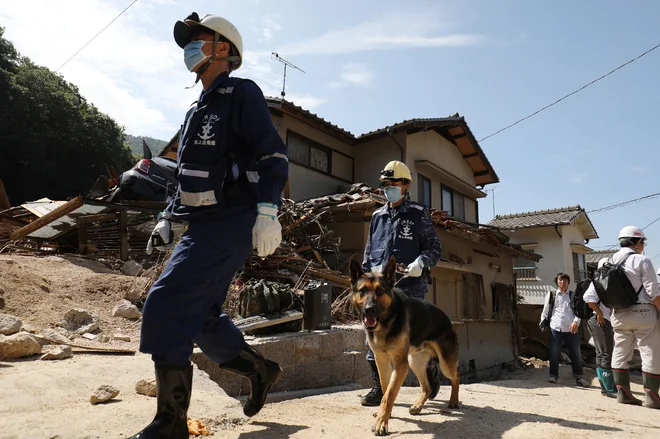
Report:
284,94,328,110
0,0,194,139
278,11,484,56
260,15,282,43
330,63,374,88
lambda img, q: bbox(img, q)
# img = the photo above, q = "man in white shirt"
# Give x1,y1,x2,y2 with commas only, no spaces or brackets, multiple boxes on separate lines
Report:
601,226,660,409
539,272,590,387
584,258,615,397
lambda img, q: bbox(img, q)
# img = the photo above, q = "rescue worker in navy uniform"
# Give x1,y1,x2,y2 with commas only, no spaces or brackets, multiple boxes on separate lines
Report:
360,160,443,406
129,13,289,439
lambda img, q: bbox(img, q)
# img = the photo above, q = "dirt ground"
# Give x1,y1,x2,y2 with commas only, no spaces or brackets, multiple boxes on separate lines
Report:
2,254,659,438
1,353,658,439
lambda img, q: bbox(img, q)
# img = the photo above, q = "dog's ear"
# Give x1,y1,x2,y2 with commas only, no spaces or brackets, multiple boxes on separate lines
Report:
384,255,397,286
349,258,364,286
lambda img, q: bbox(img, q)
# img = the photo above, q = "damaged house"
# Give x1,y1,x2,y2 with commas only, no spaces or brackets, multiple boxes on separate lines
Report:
160,97,542,381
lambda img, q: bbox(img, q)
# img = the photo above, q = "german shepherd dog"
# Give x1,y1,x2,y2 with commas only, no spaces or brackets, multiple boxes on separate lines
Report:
350,255,460,436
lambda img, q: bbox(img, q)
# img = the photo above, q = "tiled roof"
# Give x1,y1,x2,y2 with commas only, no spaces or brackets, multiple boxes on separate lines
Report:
357,116,465,139
296,184,541,262
585,249,618,265
265,97,355,140
487,206,586,230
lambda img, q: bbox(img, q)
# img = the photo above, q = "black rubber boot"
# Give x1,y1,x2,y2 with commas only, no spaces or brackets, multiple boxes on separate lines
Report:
613,369,643,406
129,363,193,439
426,358,441,400
642,371,660,409
219,343,282,417
361,360,383,406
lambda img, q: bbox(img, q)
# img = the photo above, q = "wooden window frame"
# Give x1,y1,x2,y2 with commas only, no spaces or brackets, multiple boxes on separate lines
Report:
441,184,467,221
418,173,432,208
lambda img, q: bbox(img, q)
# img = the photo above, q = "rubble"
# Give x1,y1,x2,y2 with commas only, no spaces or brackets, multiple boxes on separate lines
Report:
112,334,131,342
39,329,71,345
0,313,22,335
75,322,100,335
135,378,157,397
40,345,73,361
62,309,97,331
0,332,42,358
120,260,143,277
112,299,141,319
90,385,120,405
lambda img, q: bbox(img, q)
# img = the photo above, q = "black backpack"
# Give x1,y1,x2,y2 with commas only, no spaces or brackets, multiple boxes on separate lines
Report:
571,278,594,319
592,252,642,309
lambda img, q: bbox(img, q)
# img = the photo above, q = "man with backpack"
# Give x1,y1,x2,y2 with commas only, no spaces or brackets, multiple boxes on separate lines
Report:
591,226,660,408
539,273,591,387
583,258,616,397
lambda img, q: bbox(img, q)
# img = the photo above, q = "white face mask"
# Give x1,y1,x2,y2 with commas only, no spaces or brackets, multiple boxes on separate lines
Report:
384,186,403,203
183,40,209,72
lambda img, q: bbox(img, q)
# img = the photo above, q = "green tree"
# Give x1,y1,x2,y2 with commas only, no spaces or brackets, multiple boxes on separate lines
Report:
0,26,135,205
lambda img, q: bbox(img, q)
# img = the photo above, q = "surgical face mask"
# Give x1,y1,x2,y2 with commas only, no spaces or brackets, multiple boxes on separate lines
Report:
384,186,403,204
183,40,210,72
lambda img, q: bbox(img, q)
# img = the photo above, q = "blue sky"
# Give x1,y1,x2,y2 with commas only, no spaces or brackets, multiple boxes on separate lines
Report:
2,0,660,264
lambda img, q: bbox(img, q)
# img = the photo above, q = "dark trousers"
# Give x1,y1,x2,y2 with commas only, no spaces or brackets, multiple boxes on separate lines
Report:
139,206,256,366
549,329,584,378
586,315,614,369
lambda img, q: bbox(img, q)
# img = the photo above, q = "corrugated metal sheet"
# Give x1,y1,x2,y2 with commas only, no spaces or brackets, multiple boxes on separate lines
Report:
517,283,554,306
21,198,67,217
26,204,109,240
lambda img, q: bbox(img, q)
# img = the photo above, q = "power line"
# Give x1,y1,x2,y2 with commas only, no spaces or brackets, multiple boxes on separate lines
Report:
0,0,138,121
478,42,660,143
54,0,138,73
587,192,660,214
597,212,660,251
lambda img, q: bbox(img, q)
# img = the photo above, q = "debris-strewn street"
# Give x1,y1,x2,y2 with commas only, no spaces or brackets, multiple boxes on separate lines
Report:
1,351,658,439
0,253,657,439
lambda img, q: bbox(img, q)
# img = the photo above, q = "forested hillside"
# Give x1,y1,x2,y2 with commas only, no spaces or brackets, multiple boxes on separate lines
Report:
0,26,135,205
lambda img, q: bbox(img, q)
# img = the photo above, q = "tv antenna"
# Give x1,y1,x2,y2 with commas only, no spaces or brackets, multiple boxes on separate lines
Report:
272,52,305,98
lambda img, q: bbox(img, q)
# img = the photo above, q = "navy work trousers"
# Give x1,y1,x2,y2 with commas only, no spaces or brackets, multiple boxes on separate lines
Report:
549,329,584,378
139,205,256,366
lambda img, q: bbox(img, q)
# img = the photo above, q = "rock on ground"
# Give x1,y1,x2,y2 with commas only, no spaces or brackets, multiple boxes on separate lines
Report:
135,378,157,397
112,300,141,320
120,260,143,277
0,313,22,335
74,321,100,335
0,332,42,358
41,345,73,361
90,385,120,405
39,329,72,345
62,309,96,331
113,334,131,342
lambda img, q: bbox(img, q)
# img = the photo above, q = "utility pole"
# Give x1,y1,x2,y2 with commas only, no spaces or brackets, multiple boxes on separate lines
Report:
271,52,305,98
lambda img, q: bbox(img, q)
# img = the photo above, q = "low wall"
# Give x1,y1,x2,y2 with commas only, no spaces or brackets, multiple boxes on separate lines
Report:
192,325,372,397
193,320,518,395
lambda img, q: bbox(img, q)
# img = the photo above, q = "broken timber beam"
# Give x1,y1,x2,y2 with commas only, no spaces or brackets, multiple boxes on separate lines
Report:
234,310,303,333
279,263,351,288
10,195,83,241
32,335,136,355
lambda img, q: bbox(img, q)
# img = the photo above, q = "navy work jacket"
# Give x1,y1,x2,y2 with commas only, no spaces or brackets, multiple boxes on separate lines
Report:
167,72,288,221
362,198,442,290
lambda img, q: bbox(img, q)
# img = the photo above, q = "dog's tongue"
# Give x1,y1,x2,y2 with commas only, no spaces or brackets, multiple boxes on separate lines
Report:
364,316,377,327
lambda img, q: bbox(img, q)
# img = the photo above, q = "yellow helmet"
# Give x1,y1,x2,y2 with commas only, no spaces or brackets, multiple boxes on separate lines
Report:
379,160,412,182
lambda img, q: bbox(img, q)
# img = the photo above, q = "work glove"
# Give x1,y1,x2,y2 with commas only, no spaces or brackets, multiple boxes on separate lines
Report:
252,202,282,257
146,216,173,255
405,256,426,278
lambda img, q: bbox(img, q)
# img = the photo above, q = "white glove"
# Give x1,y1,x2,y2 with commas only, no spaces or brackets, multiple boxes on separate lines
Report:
405,256,426,278
146,218,173,255
252,202,282,257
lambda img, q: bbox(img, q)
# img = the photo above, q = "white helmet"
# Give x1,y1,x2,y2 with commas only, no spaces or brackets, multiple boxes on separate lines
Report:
618,225,646,240
597,257,608,269
174,12,243,70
